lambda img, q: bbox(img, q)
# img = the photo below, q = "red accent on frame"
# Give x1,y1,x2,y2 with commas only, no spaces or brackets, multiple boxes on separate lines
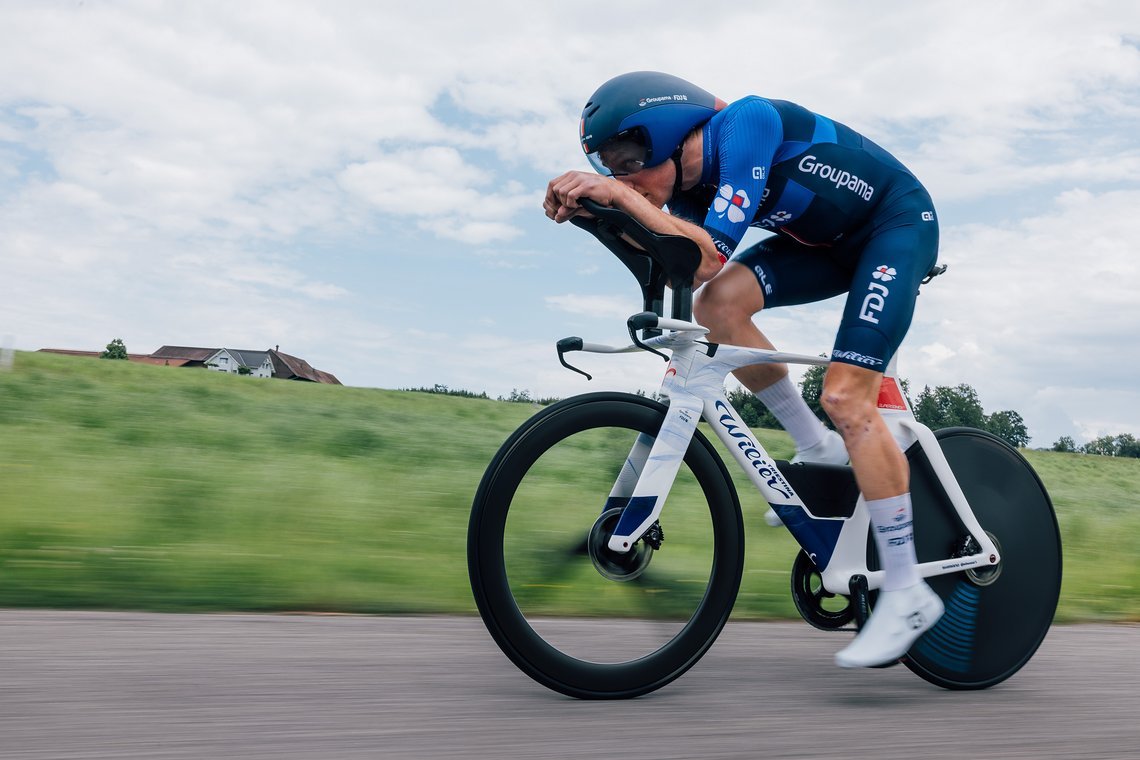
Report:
877,377,908,411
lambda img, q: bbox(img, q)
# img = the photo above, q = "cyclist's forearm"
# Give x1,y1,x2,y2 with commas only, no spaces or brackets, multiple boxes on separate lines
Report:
608,184,725,287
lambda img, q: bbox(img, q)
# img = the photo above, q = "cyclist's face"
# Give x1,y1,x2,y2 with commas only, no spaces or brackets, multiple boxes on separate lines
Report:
615,159,675,208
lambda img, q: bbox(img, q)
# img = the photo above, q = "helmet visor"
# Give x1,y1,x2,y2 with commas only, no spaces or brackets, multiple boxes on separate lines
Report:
586,129,649,176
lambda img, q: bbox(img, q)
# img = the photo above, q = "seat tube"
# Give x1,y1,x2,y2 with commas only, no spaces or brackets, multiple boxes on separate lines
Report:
877,355,918,451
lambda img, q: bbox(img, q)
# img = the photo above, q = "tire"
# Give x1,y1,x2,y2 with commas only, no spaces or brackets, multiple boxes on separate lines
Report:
468,392,744,699
903,428,1062,689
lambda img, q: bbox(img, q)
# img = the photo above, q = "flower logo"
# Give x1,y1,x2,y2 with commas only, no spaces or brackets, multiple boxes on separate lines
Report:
713,184,751,224
872,265,897,282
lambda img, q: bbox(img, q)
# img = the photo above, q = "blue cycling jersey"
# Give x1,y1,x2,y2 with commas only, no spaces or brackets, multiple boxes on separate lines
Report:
670,97,940,370
671,97,921,255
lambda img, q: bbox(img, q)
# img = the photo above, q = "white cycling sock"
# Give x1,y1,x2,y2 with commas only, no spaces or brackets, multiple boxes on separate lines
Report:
754,375,826,451
867,493,921,592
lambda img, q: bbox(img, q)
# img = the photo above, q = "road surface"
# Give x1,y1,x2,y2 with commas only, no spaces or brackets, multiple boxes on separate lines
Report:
2,611,1137,759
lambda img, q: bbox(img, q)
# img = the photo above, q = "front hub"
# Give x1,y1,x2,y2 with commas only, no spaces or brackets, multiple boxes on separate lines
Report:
587,507,654,582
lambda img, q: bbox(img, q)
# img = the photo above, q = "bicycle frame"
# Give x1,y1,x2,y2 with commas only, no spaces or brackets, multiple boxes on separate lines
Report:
575,315,1002,598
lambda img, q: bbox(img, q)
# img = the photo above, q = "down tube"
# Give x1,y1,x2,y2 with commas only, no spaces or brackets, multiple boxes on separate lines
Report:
702,396,844,566
702,396,802,507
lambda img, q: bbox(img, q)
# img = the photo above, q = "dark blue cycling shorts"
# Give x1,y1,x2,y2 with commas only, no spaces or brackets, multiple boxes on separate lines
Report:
732,186,939,371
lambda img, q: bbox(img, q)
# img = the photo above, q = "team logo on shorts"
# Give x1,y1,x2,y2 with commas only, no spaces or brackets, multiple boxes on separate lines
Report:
872,265,897,282
713,184,751,224
860,267,894,325
760,210,792,228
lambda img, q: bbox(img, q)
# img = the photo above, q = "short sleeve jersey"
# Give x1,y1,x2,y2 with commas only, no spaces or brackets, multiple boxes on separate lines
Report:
668,97,920,258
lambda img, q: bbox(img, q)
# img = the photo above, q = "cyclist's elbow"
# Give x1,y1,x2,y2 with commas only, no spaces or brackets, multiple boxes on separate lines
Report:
693,237,727,288
694,260,723,289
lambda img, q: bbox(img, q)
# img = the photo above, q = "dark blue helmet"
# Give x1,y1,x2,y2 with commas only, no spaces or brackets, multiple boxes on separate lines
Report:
580,71,719,176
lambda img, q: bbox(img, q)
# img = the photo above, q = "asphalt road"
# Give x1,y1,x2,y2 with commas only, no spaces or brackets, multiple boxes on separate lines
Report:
2,611,1137,759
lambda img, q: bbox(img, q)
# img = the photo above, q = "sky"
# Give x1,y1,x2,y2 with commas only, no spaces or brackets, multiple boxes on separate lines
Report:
2,0,1139,448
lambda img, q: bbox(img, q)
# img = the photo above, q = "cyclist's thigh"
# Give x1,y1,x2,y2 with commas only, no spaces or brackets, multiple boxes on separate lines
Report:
731,235,852,309
831,191,939,370
701,258,767,314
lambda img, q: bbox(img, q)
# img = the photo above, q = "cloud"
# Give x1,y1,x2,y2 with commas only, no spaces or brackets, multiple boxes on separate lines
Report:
546,294,639,320
337,147,535,243
903,186,1140,442
2,1,1140,448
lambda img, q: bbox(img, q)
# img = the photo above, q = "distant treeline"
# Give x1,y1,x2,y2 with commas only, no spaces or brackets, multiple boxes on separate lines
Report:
403,384,490,399
412,372,1138,457
404,384,559,405
1051,434,1140,458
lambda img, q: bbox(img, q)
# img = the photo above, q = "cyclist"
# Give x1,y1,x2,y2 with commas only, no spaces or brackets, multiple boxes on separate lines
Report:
544,71,943,669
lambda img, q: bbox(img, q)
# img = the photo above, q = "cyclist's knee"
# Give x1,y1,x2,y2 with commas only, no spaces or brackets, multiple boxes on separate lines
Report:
820,365,880,432
694,265,762,328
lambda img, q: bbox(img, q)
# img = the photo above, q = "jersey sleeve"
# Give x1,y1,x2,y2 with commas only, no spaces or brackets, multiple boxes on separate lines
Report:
665,192,705,225
702,99,783,258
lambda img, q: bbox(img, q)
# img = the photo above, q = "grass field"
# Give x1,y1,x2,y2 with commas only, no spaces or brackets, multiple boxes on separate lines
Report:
1,350,1137,621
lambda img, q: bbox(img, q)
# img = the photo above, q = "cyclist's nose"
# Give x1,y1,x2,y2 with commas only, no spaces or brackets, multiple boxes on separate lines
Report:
615,175,650,199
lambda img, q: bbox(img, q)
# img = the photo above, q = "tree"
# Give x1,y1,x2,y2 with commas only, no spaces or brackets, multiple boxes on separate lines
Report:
798,363,829,425
100,338,128,360
1083,435,1119,457
725,385,778,429
914,384,986,430
1051,435,1078,453
1082,433,1140,458
984,409,1030,449
502,388,532,403
1118,434,1140,458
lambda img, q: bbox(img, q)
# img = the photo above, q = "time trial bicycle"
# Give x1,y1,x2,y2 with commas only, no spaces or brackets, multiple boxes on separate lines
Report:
467,199,1062,699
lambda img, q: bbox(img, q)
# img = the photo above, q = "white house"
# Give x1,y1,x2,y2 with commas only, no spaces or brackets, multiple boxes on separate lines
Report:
204,348,273,378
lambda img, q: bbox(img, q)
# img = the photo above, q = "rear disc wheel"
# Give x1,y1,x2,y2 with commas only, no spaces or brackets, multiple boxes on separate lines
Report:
904,428,1062,689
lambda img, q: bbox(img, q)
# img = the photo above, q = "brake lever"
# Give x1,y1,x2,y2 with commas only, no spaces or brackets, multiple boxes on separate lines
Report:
556,337,593,380
627,312,668,362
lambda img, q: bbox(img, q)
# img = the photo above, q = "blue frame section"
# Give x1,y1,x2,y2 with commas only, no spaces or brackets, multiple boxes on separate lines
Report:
770,504,844,570
614,495,658,537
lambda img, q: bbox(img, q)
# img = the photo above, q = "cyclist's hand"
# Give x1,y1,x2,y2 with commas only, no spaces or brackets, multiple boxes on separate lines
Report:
545,171,620,223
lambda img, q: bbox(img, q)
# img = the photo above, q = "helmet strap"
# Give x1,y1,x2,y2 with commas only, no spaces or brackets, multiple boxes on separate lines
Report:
669,146,685,203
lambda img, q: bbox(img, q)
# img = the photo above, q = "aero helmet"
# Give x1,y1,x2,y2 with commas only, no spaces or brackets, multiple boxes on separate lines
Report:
580,71,719,177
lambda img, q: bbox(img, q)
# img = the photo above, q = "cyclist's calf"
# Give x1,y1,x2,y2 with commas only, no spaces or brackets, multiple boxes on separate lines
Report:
821,363,908,498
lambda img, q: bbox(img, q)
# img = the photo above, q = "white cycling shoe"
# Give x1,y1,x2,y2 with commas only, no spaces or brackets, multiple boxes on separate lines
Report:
764,430,847,527
835,582,945,668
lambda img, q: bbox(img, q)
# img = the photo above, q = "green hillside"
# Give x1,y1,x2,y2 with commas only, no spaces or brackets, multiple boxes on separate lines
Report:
1,350,1137,621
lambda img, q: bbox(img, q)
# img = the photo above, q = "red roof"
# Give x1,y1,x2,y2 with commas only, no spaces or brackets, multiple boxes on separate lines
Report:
269,349,342,384
39,345,340,383
149,346,219,362
38,349,176,365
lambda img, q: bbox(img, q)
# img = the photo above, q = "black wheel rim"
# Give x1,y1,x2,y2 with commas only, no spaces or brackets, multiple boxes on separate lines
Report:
904,428,1062,689
468,393,744,698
